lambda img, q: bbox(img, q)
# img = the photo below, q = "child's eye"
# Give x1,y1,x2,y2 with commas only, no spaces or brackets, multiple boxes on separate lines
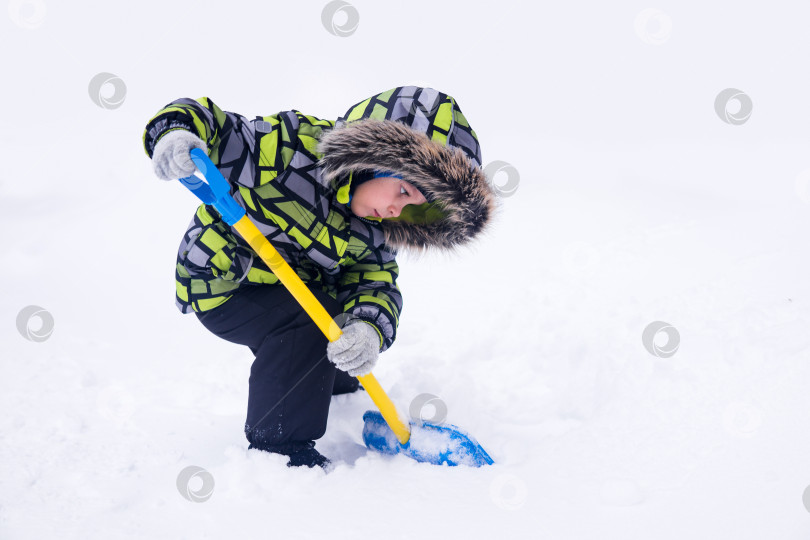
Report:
400,186,409,196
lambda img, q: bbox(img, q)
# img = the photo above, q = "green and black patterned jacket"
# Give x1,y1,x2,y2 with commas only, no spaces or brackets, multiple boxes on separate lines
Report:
142,86,496,352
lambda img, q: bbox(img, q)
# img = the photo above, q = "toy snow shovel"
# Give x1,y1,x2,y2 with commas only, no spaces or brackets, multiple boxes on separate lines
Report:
176,148,493,467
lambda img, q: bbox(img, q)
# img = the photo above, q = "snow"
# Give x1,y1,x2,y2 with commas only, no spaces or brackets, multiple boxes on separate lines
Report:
3,1,810,538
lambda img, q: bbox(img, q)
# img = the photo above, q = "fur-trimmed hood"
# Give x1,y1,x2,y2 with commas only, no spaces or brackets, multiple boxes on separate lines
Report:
316,86,497,253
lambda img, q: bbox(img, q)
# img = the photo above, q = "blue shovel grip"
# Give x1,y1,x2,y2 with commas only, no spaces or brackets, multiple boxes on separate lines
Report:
177,148,246,226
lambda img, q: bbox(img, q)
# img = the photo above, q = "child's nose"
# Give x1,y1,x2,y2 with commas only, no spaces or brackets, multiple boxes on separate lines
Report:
386,203,401,218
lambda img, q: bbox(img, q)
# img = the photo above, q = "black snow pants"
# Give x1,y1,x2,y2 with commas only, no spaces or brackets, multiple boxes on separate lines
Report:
194,283,360,452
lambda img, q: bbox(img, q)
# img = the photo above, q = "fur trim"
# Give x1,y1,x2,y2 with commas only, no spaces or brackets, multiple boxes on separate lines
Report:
316,118,497,252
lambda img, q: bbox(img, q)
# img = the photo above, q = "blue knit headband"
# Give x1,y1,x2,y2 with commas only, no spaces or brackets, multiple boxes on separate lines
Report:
372,171,403,180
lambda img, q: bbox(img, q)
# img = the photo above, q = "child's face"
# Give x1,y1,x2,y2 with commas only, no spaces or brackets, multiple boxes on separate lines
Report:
350,176,428,219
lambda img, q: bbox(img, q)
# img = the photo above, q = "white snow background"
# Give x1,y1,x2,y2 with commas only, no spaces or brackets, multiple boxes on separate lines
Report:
2,1,810,538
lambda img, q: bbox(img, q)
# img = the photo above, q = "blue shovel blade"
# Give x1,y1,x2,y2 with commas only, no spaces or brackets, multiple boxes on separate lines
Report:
362,410,494,467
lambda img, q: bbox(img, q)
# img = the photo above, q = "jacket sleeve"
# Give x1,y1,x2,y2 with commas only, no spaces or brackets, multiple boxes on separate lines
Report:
142,97,258,188
337,245,402,353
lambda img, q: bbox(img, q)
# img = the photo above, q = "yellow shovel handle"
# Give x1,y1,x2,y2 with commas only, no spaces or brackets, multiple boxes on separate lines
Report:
232,215,411,445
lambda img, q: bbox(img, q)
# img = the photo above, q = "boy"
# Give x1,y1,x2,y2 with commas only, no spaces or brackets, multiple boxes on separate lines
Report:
142,86,496,469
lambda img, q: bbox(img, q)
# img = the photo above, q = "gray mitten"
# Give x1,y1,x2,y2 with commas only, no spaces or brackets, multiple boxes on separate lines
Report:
151,130,208,181
326,321,381,377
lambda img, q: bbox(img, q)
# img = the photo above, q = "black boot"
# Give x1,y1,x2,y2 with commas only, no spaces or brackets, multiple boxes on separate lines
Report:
250,440,332,470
